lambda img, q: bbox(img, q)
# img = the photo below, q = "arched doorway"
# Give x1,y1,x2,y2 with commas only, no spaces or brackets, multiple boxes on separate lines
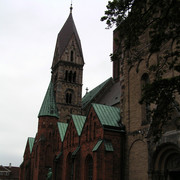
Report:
152,143,180,180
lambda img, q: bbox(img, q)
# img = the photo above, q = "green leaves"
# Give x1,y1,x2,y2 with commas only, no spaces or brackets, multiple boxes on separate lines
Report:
102,0,180,141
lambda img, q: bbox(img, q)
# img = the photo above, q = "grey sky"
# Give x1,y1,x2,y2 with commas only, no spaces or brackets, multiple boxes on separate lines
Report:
0,0,113,166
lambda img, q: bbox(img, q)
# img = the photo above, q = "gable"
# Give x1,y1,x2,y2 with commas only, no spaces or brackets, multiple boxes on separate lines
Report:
57,122,68,142
72,114,86,136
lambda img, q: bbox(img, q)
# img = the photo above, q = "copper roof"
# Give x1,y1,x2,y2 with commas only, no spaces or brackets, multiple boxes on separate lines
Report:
38,80,59,118
82,77,112,109
72,115,86,136
92,103,120,127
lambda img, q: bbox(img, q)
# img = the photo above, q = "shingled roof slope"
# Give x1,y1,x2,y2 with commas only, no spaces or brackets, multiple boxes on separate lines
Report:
52,11,84,68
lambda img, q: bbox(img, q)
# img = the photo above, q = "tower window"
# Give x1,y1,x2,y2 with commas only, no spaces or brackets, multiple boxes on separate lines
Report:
73,72,76,82
65,70,68,81
69,71,72,82
70,51,74,62
66,92,72,104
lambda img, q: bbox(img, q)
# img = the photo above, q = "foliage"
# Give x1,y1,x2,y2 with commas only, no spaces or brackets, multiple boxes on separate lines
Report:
102,0,180,141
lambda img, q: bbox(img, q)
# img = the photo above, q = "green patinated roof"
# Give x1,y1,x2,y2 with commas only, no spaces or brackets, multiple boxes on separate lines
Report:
82,77,112,108
92,103,120,127
92,139,114,152
104,140,114,152
28,137,34,154
92,140,103,152
72,115,86,136
57,122,68,142
38,80,59,118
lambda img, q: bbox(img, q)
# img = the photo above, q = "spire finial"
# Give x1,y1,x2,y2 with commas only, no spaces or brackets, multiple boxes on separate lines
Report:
70,1,73,13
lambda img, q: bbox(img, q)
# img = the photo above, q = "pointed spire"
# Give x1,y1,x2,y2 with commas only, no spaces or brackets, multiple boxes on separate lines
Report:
70,3,73,13
52,6,84,68
38,80,59,118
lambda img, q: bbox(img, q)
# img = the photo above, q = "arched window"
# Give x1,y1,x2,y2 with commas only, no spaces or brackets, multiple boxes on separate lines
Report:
70,51,74,62
66,93,69,104
69,71,72,82
73,72,76,83
141,73,150,125
69,93,72,104
65,70,68,81
66,93,72,104
65,89,73,104
85,155,93,180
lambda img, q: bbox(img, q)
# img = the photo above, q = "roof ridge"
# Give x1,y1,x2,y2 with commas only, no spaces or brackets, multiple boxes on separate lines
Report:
82,77,112,108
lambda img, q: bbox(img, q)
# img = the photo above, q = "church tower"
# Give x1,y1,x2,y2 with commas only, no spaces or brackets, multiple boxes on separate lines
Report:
51,6,84,123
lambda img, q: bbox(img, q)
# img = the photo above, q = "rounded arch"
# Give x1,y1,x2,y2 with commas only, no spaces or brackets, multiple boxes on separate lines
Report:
85,154,93,180
65,89,74,104
129,139,148,180
152,143,180,179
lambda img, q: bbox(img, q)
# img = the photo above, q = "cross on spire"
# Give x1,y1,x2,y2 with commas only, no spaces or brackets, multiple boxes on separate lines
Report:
70,1,73,13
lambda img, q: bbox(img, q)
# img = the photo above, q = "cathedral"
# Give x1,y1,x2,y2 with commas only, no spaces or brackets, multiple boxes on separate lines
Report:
20,4,180,180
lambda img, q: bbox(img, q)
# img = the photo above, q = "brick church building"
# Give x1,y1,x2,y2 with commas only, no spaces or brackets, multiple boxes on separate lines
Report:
20,3,180,180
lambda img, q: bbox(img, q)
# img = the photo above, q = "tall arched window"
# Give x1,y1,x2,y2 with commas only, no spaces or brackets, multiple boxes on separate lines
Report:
85,155,93,180
65,89,73,104
65,70,68,81
73,72,76,83
69,71,72,82
141,73,150,125
70,51,74,62
66,93,72,104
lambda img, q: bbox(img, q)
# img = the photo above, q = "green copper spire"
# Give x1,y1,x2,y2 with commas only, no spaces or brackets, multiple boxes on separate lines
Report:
38,80,59,118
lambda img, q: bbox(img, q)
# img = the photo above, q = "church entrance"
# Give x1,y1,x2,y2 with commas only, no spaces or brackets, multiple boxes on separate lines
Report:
152,143,180,180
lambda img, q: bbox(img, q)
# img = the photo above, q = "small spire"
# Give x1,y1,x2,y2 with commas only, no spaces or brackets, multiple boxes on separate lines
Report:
70,3,73,13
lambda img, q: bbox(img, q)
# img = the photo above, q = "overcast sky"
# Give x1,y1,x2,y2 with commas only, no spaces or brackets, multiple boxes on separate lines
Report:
0,0,113,166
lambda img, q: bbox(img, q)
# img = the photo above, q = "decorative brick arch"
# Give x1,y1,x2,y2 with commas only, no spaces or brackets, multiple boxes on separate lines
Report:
128,139,148,180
